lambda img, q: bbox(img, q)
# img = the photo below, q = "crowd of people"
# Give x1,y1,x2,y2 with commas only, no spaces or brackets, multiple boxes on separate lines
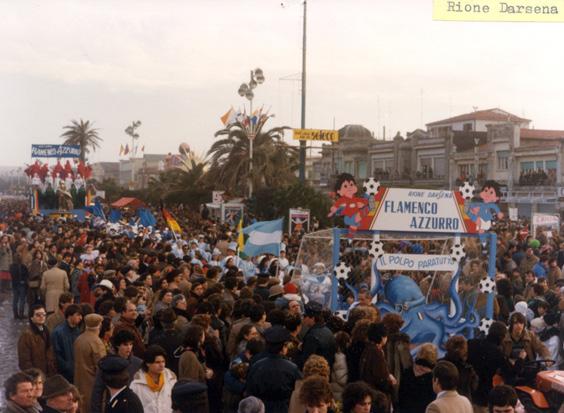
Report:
0,198,563,413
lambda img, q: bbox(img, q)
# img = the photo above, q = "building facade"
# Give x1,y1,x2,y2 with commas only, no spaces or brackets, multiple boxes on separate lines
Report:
311,108,564,216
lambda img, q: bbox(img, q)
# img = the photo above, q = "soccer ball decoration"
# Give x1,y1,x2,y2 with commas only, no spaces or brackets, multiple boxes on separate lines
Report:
479,277,496,294
458,181,475,200
362,177,380,196
369,241,385,259
335,310,348,320
479,318,494,335
449,243,466,262
334,261,352,281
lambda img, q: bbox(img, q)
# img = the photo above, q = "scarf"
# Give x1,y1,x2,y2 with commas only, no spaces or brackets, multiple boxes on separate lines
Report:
145,372,164,392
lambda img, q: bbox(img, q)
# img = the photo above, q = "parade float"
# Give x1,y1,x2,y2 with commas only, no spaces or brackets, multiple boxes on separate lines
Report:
295,173,503,350
25,144,96,221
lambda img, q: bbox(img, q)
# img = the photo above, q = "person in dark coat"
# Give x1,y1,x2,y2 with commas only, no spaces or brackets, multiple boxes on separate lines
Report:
467,321,518,410
298,301,337,369
440,335,479,403
148,308,183,375
17,304,57,376
90,330,143,413
10,252,29,319
397,343,437,413
246,325,302,413
359,322,396,400
98,355,144,413
346,319,371,383
172,380,209,413
50,304,83,382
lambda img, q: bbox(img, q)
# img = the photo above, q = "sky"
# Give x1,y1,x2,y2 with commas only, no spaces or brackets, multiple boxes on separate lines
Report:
2,0,564,168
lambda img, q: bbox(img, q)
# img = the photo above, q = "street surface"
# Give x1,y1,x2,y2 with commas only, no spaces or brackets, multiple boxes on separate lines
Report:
0,291,26,408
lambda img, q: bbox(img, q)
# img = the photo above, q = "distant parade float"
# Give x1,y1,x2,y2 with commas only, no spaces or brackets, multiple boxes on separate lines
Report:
296,173,504,351
25,144,96,221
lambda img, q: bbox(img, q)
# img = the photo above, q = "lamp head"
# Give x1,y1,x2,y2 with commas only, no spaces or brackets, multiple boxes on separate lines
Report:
238,83,249,97
245,89,254,100
254,68,265,84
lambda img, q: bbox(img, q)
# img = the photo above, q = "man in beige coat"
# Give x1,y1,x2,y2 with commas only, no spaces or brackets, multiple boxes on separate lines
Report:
426,361,472,413
40,258,69,314
74,313,107,413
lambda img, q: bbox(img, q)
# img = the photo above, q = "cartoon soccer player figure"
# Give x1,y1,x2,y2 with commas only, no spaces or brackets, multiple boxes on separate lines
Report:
328,173,369,234
467,180,504,233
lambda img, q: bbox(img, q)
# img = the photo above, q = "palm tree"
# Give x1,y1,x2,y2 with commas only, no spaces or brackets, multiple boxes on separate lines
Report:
146,156,209,207
61,119,102,162
207,122,298,196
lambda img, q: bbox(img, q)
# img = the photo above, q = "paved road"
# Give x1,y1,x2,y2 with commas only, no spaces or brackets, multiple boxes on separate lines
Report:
0,291,26,408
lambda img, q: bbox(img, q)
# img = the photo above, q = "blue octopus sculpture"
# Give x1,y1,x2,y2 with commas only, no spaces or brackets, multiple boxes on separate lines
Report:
367,264,479,348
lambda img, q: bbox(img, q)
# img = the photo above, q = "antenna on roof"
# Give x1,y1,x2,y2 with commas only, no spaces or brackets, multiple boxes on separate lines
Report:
472,106,478,112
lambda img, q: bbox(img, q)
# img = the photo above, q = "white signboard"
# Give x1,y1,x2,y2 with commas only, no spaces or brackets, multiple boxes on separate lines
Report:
508,207,518,221
531,213,560,237
289,208,310,233
212,191,225,204
376,253,458,272
367,188,470,233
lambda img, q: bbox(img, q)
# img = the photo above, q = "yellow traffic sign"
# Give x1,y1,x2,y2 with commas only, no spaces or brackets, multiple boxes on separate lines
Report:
293,129,339,142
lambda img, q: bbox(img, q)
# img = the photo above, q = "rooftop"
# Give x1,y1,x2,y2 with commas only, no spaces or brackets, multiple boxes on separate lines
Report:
426,108,530,127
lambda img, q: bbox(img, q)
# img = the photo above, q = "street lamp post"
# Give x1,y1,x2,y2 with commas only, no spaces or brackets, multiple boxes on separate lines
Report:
474,136,480,184
238,68,265,199
299,0,307,183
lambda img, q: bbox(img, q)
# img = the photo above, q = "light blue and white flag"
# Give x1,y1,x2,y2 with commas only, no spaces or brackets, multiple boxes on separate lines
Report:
243,218,284,257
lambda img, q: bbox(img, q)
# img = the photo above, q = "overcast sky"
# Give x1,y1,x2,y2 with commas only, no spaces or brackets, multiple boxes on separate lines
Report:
2,0,564,168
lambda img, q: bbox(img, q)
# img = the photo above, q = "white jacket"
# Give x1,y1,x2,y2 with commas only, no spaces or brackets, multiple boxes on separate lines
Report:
130,368,177,413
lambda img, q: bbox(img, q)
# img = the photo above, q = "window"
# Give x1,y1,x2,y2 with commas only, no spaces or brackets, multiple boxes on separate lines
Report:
546,160,557,171
497,151,509,170
344,161,353,174
357,160,367,179
520,161,534,172
463,123,473,131
434,158,446,177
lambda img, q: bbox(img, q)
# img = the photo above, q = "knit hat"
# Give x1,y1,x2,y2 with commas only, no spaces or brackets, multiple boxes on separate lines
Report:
42,375,73,400
283,282,298,294
84,313,104,329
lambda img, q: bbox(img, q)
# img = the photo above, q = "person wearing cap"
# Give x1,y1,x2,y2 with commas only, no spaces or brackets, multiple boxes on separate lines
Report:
208,248,222,267
171,379,209,413
51,304,83,383
90,330,144,413
298,301,337,369
246,325,302,413
97,355,144,413
74,313,107,412
40,258,70,315
3,372,36,413
221,242,241,270
41,374,75,413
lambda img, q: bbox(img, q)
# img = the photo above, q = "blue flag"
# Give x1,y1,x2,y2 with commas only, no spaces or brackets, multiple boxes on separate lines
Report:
243,218,283,257
85,199,105,220
108,209,122,223
137,208,157,227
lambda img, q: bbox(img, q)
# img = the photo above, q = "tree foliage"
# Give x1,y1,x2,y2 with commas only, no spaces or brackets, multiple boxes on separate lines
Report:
61,119,102,162
246,182,332,229
207,123,298,196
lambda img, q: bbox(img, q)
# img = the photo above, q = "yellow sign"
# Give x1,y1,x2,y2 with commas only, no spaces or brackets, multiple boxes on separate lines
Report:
293,129,339,142
433,0,564,22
